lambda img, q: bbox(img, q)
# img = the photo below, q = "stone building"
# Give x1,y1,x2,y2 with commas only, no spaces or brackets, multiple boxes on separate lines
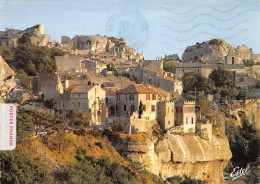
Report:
157,101,175,129
105,89,117,117
175,63,213,78
149,76,183,96
55,55,82,74
234,73,249,89
175,100,196,133
225,47,241,64
56,85,107,124
116,84,158,121
81,60,107,74
37,73,64,101
148,86,171,101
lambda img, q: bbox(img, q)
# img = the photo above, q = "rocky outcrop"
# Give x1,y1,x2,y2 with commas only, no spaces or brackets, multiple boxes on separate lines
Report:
0,24,50,47
229,99,260,129
116,134,232,184
164,54,181,61
0,55,16,102
59,35,137,55
182,39,256,63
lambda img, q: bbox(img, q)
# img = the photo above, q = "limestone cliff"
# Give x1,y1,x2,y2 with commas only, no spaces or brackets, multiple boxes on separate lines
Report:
115,134,232,184
0,55,16,102
182,39,257,63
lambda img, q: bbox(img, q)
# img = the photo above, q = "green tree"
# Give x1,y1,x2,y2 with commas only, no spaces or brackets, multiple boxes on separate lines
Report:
112,122,127,133
209,66,234,88
0,150,54,184
225,118,260,166
139,101,143,118
242,59,255,67
182,72,209,93
68,110,91,127
18,33,32,45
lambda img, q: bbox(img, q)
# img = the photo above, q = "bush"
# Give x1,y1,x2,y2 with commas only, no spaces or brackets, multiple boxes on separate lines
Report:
0,150,54,184
112,122,127,133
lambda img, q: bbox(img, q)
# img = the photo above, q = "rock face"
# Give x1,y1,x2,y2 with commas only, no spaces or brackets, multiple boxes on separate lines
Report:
116,134,232,184
182,39,257,63
60,35,137,55
0,55,16,102
164,54,181,61
0,24,50,47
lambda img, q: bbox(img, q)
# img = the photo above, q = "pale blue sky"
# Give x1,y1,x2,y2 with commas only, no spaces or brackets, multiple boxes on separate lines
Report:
0,0,259,59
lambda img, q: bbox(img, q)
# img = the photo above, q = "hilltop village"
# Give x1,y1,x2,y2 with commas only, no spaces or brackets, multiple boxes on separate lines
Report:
1,24,260,183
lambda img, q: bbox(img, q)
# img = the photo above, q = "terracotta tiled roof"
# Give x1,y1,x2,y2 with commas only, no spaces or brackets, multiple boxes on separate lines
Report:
116,84,154,94
70,85,95,94
148,86,170,96
105,89,116,95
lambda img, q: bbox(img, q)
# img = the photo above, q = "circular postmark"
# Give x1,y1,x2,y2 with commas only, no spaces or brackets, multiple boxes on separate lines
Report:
106,9,148,50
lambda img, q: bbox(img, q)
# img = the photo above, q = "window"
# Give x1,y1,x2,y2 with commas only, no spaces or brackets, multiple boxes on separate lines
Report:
171,107,173,112
73,102,75,107
106,97,108,102
129,94,131,100
183,69,185,73
168,107,169,113
143,105,146,111
130,105,135,112
186,118,188,124
83,103,85,106
78,102,80,107
152,94,156,100
176,107,182,113
198,69,200,72
146,94,150,100
168,121,170,125
232,57,235,64
125,94,127,100
151,105,155,112
124,105,126,111
191,117,194,124
239,77,244,82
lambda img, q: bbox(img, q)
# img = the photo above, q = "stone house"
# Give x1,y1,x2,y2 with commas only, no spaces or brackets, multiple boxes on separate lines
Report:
234,73,249,89
37,73,64,101
149,76,183,96
175,100,196,133
56,85,107,124
55,55,82,74
116,84,158,121
175,63,213,78
148,86,171,101
105,89,117,117
157,101,175,129
225,47,241,64
81,60,107,74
